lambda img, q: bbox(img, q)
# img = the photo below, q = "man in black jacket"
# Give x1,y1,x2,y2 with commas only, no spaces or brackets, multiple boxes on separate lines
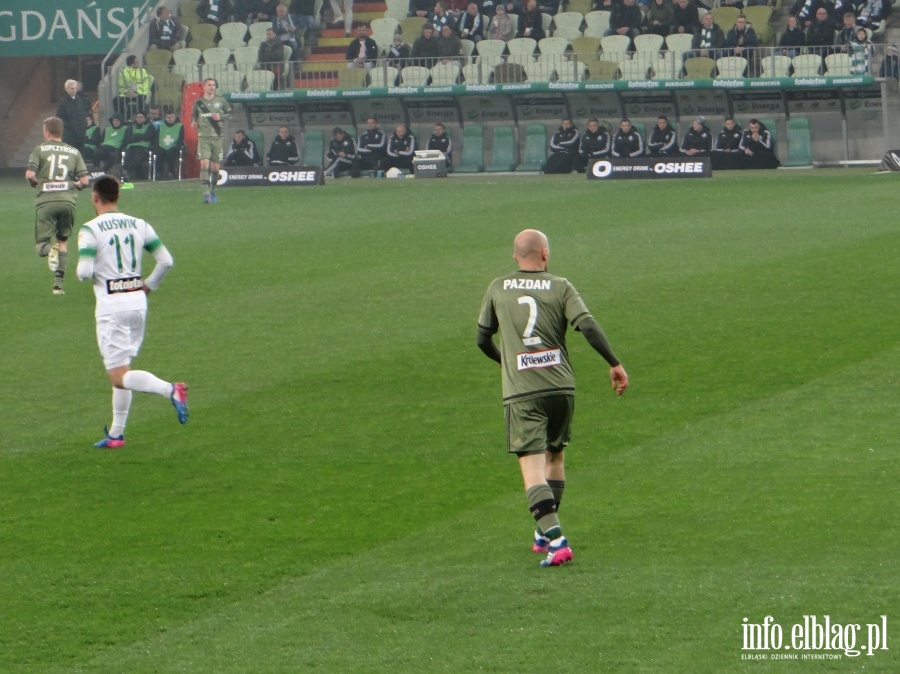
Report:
383,124,416,172
606,0,643,45
267,126,300,165
544,119,580,173
427,123,453,166
346,25,380,70
610,118,644,158
224,130,260,167
56,80,93,153
680,116,712,156
325,127,358,178
647,115,678,156
356,117,387,175
575,118,610,173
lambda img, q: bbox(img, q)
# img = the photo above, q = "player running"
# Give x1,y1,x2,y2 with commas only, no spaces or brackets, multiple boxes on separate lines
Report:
477,229,628,567
191,77,232,204
77,176,188,448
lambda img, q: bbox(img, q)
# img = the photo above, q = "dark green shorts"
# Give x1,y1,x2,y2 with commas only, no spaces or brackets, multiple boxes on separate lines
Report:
197,137,223,163
504,395,574,456
34,201,75,244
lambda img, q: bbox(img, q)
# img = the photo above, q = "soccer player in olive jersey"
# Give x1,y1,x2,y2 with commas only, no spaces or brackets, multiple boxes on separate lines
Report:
25,117,90,294
191,78,232,203
477,229,628,567
77,176,189,448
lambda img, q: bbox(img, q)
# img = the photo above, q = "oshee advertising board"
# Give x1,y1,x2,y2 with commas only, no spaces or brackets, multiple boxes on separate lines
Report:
587,157,712,180
216,167,324,187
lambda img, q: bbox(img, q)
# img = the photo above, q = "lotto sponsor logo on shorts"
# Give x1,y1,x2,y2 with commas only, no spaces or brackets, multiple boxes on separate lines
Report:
517,348,561,370
106,276,143,294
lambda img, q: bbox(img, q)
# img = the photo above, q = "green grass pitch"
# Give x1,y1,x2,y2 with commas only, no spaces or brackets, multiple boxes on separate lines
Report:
0,170,897,673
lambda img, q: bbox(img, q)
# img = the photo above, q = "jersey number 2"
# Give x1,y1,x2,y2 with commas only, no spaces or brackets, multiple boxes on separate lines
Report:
517,296,542,346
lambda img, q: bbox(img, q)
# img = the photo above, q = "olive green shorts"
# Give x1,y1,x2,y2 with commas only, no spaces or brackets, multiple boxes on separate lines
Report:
34,201,75,244
504,395,574,456
197,137,223,163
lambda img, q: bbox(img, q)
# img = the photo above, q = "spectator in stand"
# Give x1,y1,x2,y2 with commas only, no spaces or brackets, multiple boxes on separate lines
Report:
575,118,610,172
539,0,562,17
487,5,515,40
437,23,464,63
805,7,836,56
458,2,486,42
517,0,546,39
356,117,387,174
606,0,643,44
714,117,742,152
790,0,824,27
56,80,93,153
197,0,234,26
154,110,185,179
146,105,162,131
849,26,874,73
244,0,280,24
258,28,287,72
412,24,441,67
593,0,616,10
778,15,806,57
383,124,417,172
95,114,128,173
611,118,644,158
687,12,725,60
427,123,453,165
857,0,888,31
834,12,860,52
224,130,260,166
738,118,779,168
83,114,102,166
680,116,712,156
387,35,411,70
149,6,182,52
273,4,301,60
325,127,358,178
330,0,355,36
346,25,380,69
724,14,758,62
116,55,150,120
410,0,433,18
267,127,300,165
647,115,678,156
123,111,155,180
719,0,744,10
644,0,675,37
543,119,580,173
430,2,455,33
290,0,319,46
670,0,701,35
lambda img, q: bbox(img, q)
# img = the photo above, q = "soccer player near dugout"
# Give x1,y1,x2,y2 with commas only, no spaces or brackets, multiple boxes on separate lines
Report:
25,117,91,295
477,229,628,567
77,176,189,449
192,78,233,204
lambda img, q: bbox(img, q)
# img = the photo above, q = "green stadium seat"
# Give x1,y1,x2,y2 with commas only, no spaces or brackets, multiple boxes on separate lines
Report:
485,126,517,172
302,129,324,167
758,116,778,155
516,123,547,172
455,125,484,173
246,130,265,165
784,116,813,168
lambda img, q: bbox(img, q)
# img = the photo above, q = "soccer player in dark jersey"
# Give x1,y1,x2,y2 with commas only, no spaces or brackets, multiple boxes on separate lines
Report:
25,117,91,295
477,229,628,567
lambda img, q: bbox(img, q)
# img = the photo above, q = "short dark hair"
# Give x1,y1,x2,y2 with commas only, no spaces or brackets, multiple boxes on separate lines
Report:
43,117,63,137
658,114,668,121
126,54,137,66
93,176,120,204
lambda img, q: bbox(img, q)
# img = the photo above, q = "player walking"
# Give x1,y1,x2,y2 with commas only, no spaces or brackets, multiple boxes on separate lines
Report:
77,176,189,448
25,117,90,295
191,77,232,204
477,229,628,567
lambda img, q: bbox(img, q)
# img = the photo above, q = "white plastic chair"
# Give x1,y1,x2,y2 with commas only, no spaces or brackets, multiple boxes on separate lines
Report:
219,22,249,45
429,62,461,85
584,11,611,32
791,54,822,76
715,56,748,77
760,54,792,77
248,22,271,41
370,65,399,87
245,69,275,90
633,33,663,53
538,37,569,56
600,34,630,53
556,60,587,81
619,60,649,80
525,60,556,81
401,65,431,85
824,53,851,75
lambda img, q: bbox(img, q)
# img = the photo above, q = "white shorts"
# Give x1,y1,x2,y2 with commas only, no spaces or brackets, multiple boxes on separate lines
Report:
96,310,146,369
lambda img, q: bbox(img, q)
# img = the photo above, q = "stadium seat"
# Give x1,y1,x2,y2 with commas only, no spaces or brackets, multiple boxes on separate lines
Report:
219,21,249,46
248,22,271,41
650,53,676,79
791,54,822,77
507,37,538,64
460,39,476,64
154,72,185,112
585,59,618,80
517,123,547,172
302,129,324,167
429,63,461,85
245,129,265,164
493,62,527,82
570,36,602,62
370,65,399,87
784,116,812,167
538,37,569,57
566,0,593,14
742,6,773,44
400,17,427,39
600,34,630,54
552,12,585,37
684,56,716,78
179,0,201,19
665,32,694,57
760,54,792,77
476,39,507,60
633,34,663,54
486,126,517,172
215,69,245,93
370,17,400,42
758,117,778,150
339,68,368,88
558,59,588,81
525,60,556,82
461,63,486,84
824,53,851,76
453,124,484,173
584,11,611,33
233,45,258,76
400,66,431,86
384,0,409,21
710,7,740,30
245,69,275,91
190,23,218,47
144,50,173,68
716,56,748,78
619,60,649,80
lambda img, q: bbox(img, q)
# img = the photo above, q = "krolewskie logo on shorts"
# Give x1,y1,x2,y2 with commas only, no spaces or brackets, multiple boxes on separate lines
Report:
517,348,561,370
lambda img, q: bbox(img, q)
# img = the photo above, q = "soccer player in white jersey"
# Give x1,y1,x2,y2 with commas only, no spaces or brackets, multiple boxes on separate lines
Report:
77,176,188,448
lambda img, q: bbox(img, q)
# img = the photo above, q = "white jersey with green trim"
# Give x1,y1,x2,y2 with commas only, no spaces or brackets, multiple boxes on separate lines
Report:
77,211,163,316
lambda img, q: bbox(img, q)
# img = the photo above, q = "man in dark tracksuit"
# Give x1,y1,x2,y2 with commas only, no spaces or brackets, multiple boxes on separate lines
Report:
544,119,580,173
356,116,387,175
610,118,644,158
646,115,678,156
680,117,712,156
383,124,416,172
324,127,358,178
575,118,610,173
267,126,300,165
427,123,453,167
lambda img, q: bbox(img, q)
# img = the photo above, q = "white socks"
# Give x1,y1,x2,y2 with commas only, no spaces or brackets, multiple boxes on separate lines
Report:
122,370,172,397
109,388,133,437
